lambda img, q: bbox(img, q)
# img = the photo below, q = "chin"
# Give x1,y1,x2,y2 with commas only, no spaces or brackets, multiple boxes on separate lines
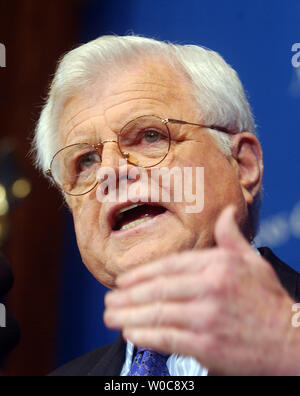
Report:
111,247,162,273
107,235,193,279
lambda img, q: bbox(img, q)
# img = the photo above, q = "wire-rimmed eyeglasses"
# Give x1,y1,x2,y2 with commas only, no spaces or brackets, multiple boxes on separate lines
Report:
46,115,231,196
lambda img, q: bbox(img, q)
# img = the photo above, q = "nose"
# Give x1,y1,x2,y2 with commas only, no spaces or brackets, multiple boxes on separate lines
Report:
96,140,137,182
95,141,139,199
98,140,122,169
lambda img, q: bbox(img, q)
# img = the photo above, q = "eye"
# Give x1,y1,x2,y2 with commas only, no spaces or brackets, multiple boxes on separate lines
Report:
143,130,162,143
76,151,100,173
139,128,168,146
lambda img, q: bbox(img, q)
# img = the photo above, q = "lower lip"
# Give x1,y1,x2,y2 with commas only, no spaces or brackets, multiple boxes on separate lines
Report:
111,210,170,237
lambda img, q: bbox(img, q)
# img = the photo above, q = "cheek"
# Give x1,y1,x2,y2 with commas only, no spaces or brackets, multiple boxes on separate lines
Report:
202,156,247,234
172,141,240,202
206,155,243,201
72,197,102,250
72,201,114,285
170,147,245,243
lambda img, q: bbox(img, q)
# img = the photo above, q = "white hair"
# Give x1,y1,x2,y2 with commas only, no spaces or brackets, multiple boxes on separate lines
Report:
33,34,261,232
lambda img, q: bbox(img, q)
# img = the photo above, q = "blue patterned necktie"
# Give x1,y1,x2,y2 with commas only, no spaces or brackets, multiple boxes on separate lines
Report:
128,348,170,376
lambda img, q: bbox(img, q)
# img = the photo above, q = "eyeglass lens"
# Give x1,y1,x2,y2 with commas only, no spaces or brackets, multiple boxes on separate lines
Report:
50,115,171,195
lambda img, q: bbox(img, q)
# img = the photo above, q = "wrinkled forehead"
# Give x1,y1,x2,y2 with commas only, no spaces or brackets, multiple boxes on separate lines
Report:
57,58,197,145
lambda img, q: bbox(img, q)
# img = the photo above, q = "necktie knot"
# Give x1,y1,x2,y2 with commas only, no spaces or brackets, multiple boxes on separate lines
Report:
128,348,170,376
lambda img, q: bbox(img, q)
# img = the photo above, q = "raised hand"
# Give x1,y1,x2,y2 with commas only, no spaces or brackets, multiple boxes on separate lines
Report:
105,206,300,376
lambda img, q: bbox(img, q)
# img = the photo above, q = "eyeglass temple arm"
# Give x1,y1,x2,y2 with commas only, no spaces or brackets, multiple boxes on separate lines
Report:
164,118,231,134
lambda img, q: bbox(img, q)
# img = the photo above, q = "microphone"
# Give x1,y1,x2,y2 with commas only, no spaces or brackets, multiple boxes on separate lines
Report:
0,252,20,357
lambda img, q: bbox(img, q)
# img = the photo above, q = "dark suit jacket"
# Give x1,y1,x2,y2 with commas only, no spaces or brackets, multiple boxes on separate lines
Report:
50,247,300,376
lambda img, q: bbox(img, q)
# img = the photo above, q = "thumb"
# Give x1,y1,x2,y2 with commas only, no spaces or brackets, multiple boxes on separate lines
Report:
214,205,251,253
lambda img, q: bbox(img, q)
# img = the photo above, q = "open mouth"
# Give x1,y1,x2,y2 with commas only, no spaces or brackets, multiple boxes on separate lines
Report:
112,204,167,231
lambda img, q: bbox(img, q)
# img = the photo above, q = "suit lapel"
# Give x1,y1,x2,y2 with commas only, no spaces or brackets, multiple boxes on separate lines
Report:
88,334,126,376
259,247,299,301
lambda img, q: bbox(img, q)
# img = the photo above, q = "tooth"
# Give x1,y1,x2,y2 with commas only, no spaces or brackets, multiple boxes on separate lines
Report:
118,204,142,215
121,216,152,230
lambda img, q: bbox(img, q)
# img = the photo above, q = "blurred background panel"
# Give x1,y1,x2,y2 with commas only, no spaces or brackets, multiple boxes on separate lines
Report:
0,0,299,376
0,0,82,376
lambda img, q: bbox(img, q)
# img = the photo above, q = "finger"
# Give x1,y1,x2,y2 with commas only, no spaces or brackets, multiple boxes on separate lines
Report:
104,301,216,332
122,326,208,364
104,303,191,330
106,273,210,308
214,205,251,254
116,249,216,289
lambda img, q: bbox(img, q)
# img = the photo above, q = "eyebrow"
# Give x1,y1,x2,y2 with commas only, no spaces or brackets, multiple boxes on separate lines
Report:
63,125,99,147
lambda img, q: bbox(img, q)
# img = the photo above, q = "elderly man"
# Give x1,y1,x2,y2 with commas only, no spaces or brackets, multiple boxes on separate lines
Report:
34,35,300,376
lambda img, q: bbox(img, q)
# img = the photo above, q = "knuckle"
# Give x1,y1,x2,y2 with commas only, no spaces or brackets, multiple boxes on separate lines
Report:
217,249,238,267
197,302,221,331
153,275,168,300
203,307,220,330
158,328,174,350
152,301,166,326
201,334,219,357
151,278,163,301
208,250,242,295
163,255,175,272
211,268,231,296
164,252,185,272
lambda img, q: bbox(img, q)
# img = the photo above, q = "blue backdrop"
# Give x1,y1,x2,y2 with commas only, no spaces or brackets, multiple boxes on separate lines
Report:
56,0,300,367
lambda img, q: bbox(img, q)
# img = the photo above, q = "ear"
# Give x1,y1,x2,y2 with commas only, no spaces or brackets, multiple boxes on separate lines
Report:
230,132,263,206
